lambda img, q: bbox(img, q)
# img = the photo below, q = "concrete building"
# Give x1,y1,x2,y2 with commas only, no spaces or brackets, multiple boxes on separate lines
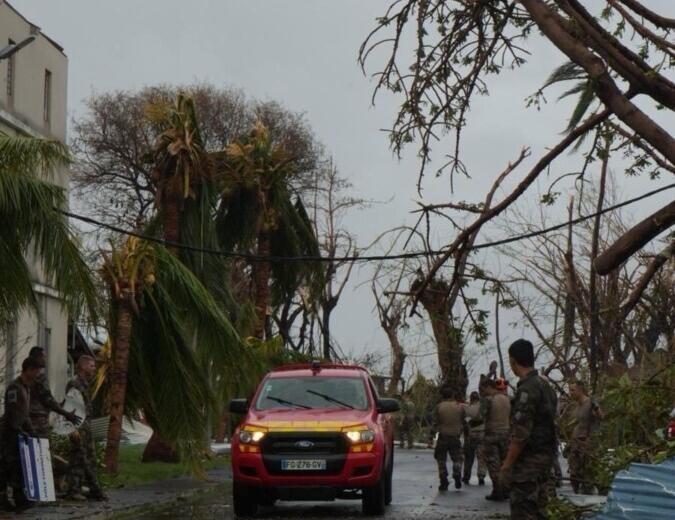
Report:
0,0,72,400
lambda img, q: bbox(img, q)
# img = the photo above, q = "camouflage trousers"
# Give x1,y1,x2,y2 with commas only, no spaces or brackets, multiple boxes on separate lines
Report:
67,426,102,495
568,438,595,494
398,425,414,449
31,414,52,438
483,431,509,494
509,452,555,520
463,434,486,480
434,434,463,480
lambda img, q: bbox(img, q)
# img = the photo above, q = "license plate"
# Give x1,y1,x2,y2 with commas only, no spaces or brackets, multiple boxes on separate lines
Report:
281,459,327,471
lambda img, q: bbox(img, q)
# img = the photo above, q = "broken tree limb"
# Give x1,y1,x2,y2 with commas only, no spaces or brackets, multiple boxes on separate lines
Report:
594,200,675,275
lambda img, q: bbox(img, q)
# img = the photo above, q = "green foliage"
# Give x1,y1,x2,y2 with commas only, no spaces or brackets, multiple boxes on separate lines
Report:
99,240,250,468
216,121,324,306
592,366,675,492
545,496,600,520
0,135,97,322
99,444,228,489
406,373,439,440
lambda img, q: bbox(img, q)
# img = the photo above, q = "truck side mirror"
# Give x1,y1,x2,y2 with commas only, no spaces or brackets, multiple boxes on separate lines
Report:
229,398,249,414
376,398,400,414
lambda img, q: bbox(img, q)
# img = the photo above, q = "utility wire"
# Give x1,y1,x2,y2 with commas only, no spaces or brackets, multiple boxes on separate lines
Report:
59,183,674,264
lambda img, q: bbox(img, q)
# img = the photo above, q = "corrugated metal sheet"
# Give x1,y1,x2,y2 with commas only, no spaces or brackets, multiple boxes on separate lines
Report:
593,457,675,519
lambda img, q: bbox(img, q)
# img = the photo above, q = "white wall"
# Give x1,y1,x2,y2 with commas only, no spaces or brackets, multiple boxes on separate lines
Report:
0,0,71,398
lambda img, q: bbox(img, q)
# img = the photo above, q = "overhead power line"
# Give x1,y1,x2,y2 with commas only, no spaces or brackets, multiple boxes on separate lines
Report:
59,183,675,264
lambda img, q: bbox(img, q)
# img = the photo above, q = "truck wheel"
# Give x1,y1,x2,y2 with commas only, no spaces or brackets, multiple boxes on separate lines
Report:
233,481,257,517
384,449,394,505
257,489,276,507
362,474,386,516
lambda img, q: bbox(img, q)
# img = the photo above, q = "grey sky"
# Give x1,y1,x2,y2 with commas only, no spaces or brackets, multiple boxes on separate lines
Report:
14,0,674,387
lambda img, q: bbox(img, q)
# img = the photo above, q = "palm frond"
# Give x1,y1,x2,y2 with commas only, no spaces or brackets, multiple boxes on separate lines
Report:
152,245,253,400
0,164,97,320
565,80,597,133
557,81,589,101
541,61,585,91
0,225,35,321
270,190,324,303
0,135,70,180
100,240,251,467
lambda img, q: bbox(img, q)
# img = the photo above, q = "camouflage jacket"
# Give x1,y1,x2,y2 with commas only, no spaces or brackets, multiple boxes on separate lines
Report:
66,375,94,425
2,377,34,434
510,370,557,456
29,372,65,419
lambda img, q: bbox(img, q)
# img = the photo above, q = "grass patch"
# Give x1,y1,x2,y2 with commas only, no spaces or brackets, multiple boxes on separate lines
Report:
101,444,229,489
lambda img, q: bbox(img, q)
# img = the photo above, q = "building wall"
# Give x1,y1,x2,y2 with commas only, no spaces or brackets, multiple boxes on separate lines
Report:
0,0,70,400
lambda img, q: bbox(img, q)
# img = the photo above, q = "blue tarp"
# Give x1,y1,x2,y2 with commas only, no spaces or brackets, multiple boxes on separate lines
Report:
593,457,675,519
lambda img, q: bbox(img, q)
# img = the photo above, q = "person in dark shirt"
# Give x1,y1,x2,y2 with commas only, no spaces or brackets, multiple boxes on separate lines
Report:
499,339,557,520
28,346,80,437
0,357,43,512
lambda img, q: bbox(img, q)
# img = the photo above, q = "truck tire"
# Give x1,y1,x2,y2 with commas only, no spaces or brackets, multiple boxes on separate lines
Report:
233,481,257,517
384,448,394,505
362,473,386,516
257,489,276,507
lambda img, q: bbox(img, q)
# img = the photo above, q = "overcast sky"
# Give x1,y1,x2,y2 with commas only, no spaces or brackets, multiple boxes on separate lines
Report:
14,0,674,387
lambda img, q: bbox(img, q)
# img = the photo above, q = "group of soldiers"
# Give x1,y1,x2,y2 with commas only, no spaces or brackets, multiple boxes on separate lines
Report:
0,348,105,513
403,338,603,520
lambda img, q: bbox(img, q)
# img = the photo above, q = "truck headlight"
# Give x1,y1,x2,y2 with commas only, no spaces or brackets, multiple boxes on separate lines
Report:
345,429,375,443
239,429,265,444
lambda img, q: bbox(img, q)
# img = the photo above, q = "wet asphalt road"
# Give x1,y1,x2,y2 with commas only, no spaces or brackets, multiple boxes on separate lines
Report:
140,448,510,519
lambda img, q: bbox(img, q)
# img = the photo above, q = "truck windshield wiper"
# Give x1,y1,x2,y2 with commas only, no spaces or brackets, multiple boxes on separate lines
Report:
265,395,311,409
306,389,354,409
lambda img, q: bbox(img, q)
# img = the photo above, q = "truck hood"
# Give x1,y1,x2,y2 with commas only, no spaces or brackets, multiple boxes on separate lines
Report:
246,408,373,431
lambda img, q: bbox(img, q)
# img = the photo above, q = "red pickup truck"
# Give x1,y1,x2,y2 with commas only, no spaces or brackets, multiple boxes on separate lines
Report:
229,362,399,517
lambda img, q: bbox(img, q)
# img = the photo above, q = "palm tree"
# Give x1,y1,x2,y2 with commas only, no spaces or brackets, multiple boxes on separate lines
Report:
216,122,323,340
109,94,254,465
100,236,247,473
0,135,96,322
146,94,211,250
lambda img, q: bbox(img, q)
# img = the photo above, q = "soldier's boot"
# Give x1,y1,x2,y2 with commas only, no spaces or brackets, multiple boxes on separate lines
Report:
478,476,486,486
453,473,462,489
87,484,108,501
438,471,450,491
462,467,470,484
485,484,505,501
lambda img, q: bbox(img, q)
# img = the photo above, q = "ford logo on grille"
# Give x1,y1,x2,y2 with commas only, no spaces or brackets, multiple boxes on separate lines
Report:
295,440,314,449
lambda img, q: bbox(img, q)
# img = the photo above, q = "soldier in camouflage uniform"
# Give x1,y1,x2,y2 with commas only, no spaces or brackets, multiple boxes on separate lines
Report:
28,347,80,437
0,357,43,512
481,378,511,500
499,339,557,520
66,355,106,501
567,380,602,494
398,397,416,449
433,386,466,491
462,391,486,485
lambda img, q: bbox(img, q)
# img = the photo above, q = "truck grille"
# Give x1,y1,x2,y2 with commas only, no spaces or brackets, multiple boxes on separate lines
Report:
261,431,347,475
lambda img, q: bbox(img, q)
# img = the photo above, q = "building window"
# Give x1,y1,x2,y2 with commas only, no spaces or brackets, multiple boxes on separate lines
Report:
44,69,52,125
6,39,15,105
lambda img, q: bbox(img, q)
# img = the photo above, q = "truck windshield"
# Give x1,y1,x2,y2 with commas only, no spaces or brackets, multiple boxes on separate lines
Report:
256,377,369,411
